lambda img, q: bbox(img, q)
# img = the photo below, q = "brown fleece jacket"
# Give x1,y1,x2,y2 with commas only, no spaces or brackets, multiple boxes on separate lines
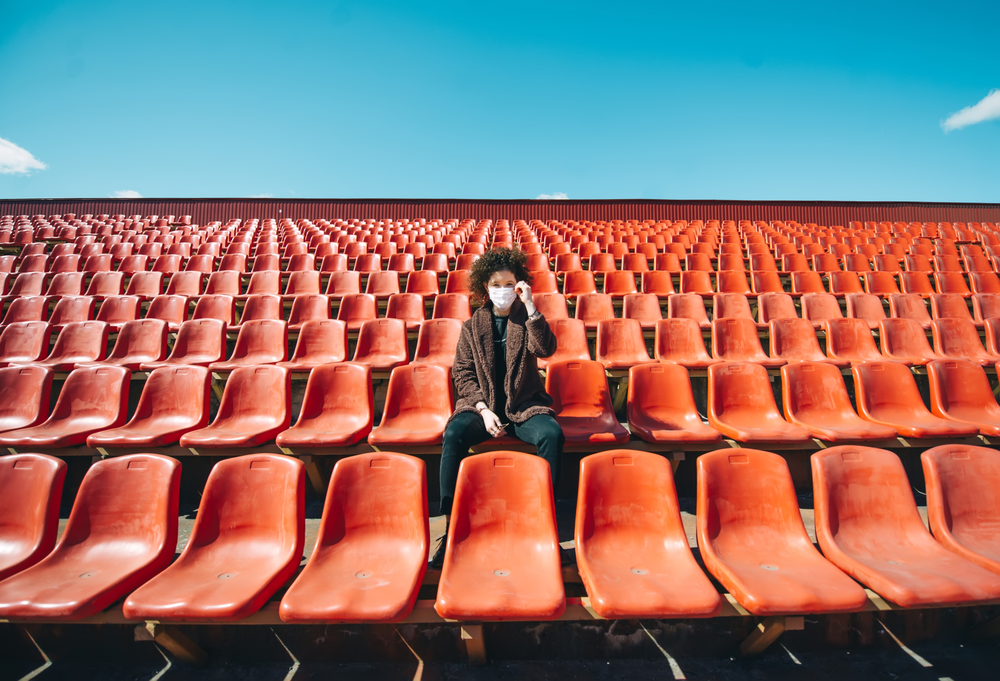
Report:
448,298,558,425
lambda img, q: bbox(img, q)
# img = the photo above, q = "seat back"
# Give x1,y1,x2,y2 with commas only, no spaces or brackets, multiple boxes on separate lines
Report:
96,295,140,325
45,321,110,363
165,271,204,297
852,360,930,419
845,293,887,326
0,321,52,365
214,365,290,426
2,296,47,326
294,363,373,434
926,359,1000,417
48,296,95,327
667,293,710,326
128,366,212,428
413,318,462,365
228,319,288,363
0,366,53,432
546,360,617,422
769,318,824,361
922,445,1000,557
711,317,769,361
595,319,650,366
431,293,471,321
0,452,66,580
106,319,169,363
801,293,843,324
165,319,227,364
238,294,282,325
352,319,408,365
654,318,713,364
782,361,860,424
377,364,453,428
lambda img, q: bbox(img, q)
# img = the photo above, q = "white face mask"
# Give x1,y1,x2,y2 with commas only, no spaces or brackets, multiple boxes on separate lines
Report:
489,286,517,310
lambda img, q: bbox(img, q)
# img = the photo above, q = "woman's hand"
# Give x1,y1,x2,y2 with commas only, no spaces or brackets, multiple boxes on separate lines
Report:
515,281,536,316
480,408,507,439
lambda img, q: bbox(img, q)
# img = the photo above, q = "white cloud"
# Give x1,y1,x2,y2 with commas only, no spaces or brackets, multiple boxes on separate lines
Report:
942,89,1000,132
535,192,568,200
0,136,46,174
247,193,273,198
111,190,142,198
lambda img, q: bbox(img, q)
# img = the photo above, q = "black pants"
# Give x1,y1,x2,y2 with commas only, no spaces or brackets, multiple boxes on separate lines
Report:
439,411,564,515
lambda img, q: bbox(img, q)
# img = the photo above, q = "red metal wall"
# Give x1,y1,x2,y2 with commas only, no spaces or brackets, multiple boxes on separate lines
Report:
2,198,999,225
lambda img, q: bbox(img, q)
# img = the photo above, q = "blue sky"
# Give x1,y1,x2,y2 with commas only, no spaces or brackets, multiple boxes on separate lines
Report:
1,0,998,202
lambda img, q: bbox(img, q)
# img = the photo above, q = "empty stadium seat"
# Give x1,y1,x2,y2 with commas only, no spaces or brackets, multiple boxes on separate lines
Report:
576,450,721,618
0,453,180,619
369,364,453,445
627,363,721,444
411,318,461,369
435,451,565,620
696,448,868,614
852,361,979,438
845,293,887,330
562,270,597,298
87,366,211,448
575,293,616,330
48,295,95,330
1,296,47,329
384,292,424,331
95,295,140,332
404,270,439,297
537,318,591,370
546,360,629,444
180,365,291,448
5,272,46,298
970,272,1000,295
141,319,227,370
603,271,638,297
234,293,282,329
276,363,373,447
926,360,1000,436
781,361,896,441
123,454,304,621
900,272,935,296
922,445,1000,575
284,293,329,330
336,293,378,330
0,452,66,582
0,365,52,434
76,318,168,370
769,317,831,364
431,293,472,321
532,292,569,320
751,271,786,296
165,271,204,297
352,319,409,371
812,446,1000,607
713,293,758,326
279,452,428,622
621,293,662,329
326,270,363,299
828,271,864,296
667,293,711,329
45,272,85,297
934,272,972,297
26,320,109,370
653,318,718,367
0,321,52,368
707,362,812,443
973,293,1000,321
679,270,714,295
862,271,901,296
366,271,401,299
595,318,651,369
878,318,944,365
791,271,826,295
755,292,796,326
124,271,163,298
931,318,997,364
712,318,784,367
800,292,843,328
211,319,288,371
641,270,674,296
888,292,932,329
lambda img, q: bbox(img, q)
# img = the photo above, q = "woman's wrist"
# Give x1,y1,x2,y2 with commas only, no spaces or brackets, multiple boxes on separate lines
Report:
475,402,488,413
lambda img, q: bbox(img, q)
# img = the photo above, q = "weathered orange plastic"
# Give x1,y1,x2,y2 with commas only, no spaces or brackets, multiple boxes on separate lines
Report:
878,318,944,365
713,293,758,326
233,293,282,330
277,319,347,370
24,320,109,370
210,319,288,371
410,318,460,369
279,452,428,622
368,364,452,446
925,360,1000,436
87,366,211,448
1,295,47,328
0,366,53,434
800,293,844,329
123,271,163,299
537,318,590,370
621,293,662,330
595,318,651,369
352,318,409,371
970,272,1000,295
934,272,972,297
191,293,236,326
812,446,1000,606
769,317,836,365
366,271,401,299
384,292,424,331
900,272,935,296
603,271,638,297
667,293,711,329
5,272,46,298
276,363,373,447
653,318,717,367
716,271,752,296
851,361,979,438
627,363,721,444
179,365,291,448
47,295,95,329
757,292,798,325
435,451,565,620
922,445,1000,575
931,319,997,365
679,270,714,295
697,448,868,615
0,453,66,581
95,295,140,332
141,319,227,370
76,318,168,370
532,292,569,320
790,271,826,295
888,292,932,330
326,270,362,299
45,272,85,297
204,270,241,297
973,293,1000,322
285,293,330,331
284,271,322,297
575,450,720,618
712,318,784,367
708,362,812,443
123,454,304,622
781,361,896,441
403,270,438,297
165,271,204,297
641,270,674,295
863,271,901,296
574,293,616,330
845,293,887,330
431,293,471,321
335,293,377,330
546,360,629,444
751,270,786,295
143,294,186,332
0,321,52,367
0,453,179,619
828,271,864,296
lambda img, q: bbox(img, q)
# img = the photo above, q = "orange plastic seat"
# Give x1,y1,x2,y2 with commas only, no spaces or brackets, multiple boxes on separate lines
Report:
562,270,597,298
283,271,322,298
5,272,46,299
388,253,416,273
384,292,424,331
180,365,291,448
812,446,1000,607
285,293,330,330
931,319,996,364
431,293,471,321
708,362,811,442
900,271,935,297
204,270,241,297
555,253,583,273
667,293,710,329
713,293,758,327
141,319,227,370
874,254,903,273
934,272,972,297
251,253,282,272
410,318,460,369
716,270,752,296
685,252,713,272
922,445,1000,575
769,317,832,364
641,270,674,295
679,270,714,295
752,271,787,296
352,318,409,371
712,318,784,367
26,320,109,370
653,318,718,368
184,254,215,274
123,454,304,621
151,254,182,275
76,318,168,370
878,318,943,365
627,363,721,444
165,271,204,297
575,293,615,330
575,450,720,618
0,452,66,581
368,364,452,445
435,451,565,620
842,253,871,272
588,253,615,273
845,292,887,330
240,270,281,299
533,292,569,320
326,270,362,299
277,319,347,370
0,453,179,619
210,319,288,371
279,452,428,622
888,292,932,330
276,363,373,447
595,318,650,369
0,365,53,434
862,271,900,296
336,293,378,330
970,272,1000,295
124,271,163,298
782,253,810,273
45,272,85,297
87,366,211,448
926,360,1000,436
420,253,449,273
930,293,977,326
47,295,95,330
812,253,841,273
828,271,864,296
852,361,979,438
0,322,53,368
365,271,401,299
1,296,47,328
546,360,629,444
755,292,797,325
537,318,590,370
621,293,662,329
697,448,868,615
800,293,843,329
233,293,282,329
144,294,187,332
781,361,896,441
529,270,558,294
403,270,439,297
790,271,826,295
191,293,236,327
603,271,638,298
319,254,348,274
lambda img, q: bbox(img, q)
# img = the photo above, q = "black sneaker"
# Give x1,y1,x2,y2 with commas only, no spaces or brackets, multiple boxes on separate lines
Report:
430,538,447,569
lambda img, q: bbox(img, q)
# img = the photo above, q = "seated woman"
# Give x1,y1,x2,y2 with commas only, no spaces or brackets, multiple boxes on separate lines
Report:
433,247,564,566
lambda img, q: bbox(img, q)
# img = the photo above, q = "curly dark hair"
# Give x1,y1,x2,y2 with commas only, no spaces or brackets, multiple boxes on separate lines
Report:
466,247,532,303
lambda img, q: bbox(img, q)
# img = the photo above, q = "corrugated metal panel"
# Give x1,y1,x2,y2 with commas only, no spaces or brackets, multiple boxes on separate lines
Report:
2,198,999,225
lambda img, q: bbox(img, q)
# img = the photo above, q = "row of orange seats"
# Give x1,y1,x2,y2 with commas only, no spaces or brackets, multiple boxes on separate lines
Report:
2,444,999,621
